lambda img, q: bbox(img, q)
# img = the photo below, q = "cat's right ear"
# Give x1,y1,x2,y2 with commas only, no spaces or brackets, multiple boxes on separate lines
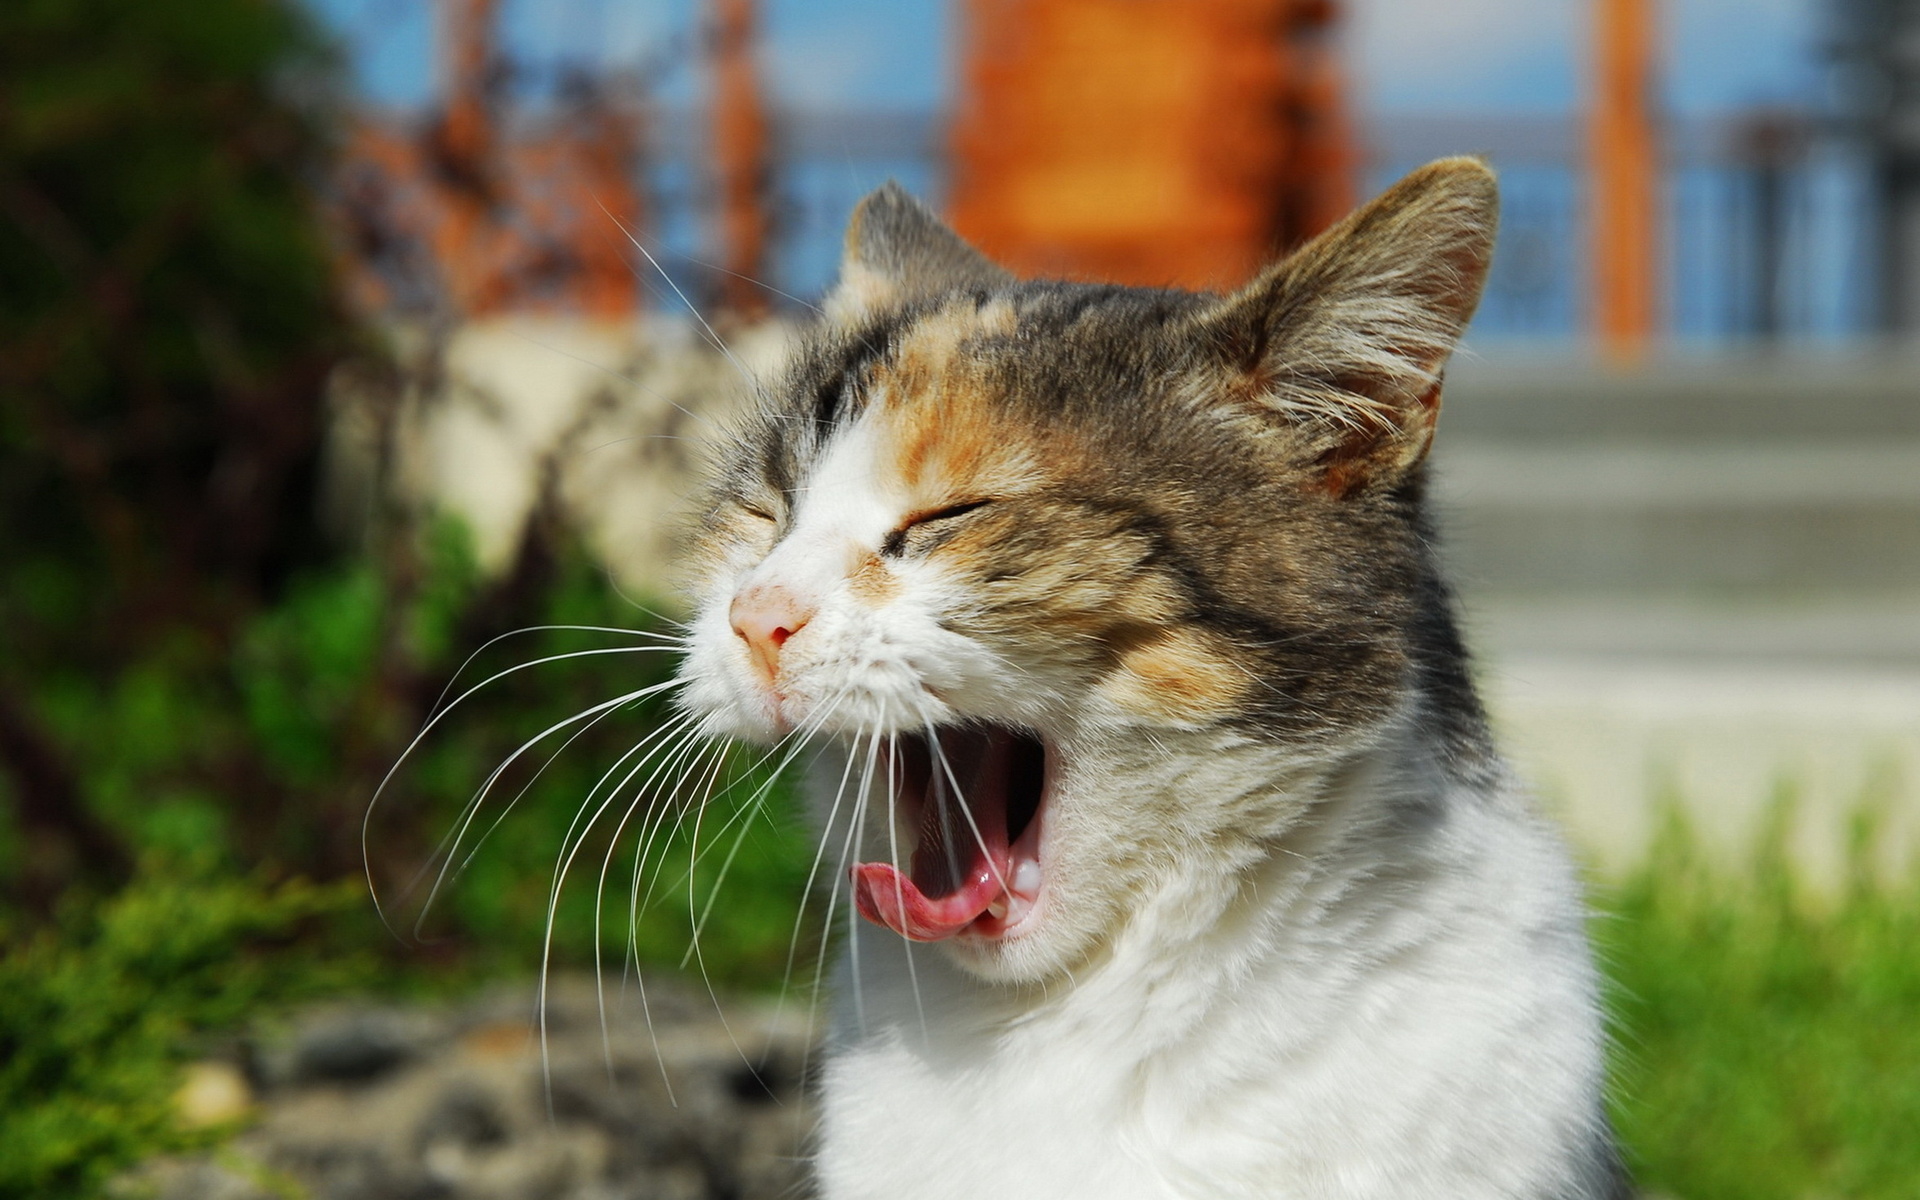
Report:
824,182,1013,325
1185,157,1498,497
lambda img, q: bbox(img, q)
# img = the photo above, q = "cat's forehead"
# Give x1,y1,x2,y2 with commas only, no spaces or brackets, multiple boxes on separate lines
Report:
722,276,1303,529
774,280,1210,462
784,293,1052,500
808,281,1201,398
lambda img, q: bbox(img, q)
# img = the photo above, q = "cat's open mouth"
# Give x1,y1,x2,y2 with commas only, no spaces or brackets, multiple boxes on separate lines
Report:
850,724,1048,942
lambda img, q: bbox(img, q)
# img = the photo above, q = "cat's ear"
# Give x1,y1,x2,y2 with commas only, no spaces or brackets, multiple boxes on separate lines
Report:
824,181,1013,324
1187,157,1497,497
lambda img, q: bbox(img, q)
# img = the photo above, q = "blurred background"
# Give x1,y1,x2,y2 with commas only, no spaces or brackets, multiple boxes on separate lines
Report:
2,1,1917,1198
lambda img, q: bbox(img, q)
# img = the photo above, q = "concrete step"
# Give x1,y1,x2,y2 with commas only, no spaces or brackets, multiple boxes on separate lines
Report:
1428,442,1920,593
1459,594,1920,670
1441,353,1920,442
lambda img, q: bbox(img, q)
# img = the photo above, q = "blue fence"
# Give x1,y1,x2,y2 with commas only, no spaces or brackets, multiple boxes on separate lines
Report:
643,110,1877,344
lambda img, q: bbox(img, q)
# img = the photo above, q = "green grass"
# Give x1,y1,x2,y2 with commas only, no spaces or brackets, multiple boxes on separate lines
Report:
8,794,1920,1199
1600,809,1920,1200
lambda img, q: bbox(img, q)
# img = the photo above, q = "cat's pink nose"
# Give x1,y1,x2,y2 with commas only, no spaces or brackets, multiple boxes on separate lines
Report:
729,582,814,681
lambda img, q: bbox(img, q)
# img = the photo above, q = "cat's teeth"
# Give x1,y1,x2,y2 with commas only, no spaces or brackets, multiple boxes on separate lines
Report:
1012,859,1042,897
986,895,1009,920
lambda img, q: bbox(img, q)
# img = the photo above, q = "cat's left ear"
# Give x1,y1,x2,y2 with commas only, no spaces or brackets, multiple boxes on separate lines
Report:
1186,157,1497,497
824,181,1013,324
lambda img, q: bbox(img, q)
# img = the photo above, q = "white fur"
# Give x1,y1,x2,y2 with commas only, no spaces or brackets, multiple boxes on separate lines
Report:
815,731,1608,1200
680,412,1612,1200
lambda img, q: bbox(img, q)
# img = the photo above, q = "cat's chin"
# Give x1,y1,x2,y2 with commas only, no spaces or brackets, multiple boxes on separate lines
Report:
848,723,1053,951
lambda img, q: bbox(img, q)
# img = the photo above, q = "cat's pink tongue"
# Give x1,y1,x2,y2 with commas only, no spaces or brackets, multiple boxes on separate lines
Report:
852,727,1020,940
850,861,1001,941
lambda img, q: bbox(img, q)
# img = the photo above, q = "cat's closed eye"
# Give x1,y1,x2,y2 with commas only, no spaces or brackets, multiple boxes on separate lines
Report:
882,499,992,557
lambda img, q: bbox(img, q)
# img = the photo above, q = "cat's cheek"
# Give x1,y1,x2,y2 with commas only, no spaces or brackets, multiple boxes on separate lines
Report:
1093,627,1251,728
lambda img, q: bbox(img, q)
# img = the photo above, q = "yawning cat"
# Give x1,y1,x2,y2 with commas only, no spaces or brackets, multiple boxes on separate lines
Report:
677,159,1627,1200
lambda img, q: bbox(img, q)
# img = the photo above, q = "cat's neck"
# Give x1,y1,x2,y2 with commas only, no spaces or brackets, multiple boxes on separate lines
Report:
821,700,1613,1200
839,699,1508,1051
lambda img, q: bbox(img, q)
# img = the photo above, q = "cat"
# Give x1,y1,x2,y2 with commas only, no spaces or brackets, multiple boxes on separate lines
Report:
675,158,1628,1200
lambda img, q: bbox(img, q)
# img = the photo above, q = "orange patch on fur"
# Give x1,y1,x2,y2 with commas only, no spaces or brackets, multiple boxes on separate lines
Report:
847,551,899,603
867,303,1042,504
1100,626,1249,723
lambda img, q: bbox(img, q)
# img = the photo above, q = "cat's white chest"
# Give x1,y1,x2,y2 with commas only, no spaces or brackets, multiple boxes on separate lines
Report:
819,1021,1159,1200
809,775,1610,1200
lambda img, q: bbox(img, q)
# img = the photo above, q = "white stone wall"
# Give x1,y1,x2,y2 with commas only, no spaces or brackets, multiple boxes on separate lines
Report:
326,315,793,598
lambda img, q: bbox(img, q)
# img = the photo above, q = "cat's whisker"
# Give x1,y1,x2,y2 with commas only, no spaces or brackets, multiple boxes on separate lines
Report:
923,719,1013,897
778,714,867,1064
844,729,885,1035
684,694,851,950
664,705,855,1110
670,247,826,317
628,736,735,930
614,725,734,1103
882,729,929,1040
586,711,722,1089
620,716,722,922
546,722,725,1110
397,677,682,938
678,699,843,887
594,197,753,384
781,695,865,994
622,712,740,932
665,738,739,967
599,577,700,635
536,710,711,1107
660,738,765,1078
633,702,839,937
927,730,966,893
425,625,686,718
500,326,728,439
517,701,698,907
410,686,644,923
365,643,685,929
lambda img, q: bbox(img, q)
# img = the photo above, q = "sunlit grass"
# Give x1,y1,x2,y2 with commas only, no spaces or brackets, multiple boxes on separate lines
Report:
1599,804,1920,1200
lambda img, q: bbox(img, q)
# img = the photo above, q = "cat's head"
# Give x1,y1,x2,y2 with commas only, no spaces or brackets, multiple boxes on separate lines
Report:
677,159,1497,983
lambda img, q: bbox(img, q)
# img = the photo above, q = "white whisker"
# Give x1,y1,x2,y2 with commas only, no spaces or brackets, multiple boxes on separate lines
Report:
885,730,929,1040
782,700,864,992
364,647,683,934
844,729,884,1034
595,198,753,383
924,719,1012,897
399,676,683,936
537,709,709,1110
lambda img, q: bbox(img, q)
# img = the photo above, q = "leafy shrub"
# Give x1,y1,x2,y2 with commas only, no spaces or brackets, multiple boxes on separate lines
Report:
0,526,815,1197
0,863,367,1200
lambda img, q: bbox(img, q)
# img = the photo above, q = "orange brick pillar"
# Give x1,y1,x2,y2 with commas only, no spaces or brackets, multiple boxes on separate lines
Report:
711,0,771,318
1590,0,1660,360
951,0,1352,291
434,0,503,314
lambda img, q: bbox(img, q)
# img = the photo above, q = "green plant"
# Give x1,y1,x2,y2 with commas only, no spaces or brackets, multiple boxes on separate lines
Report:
0,863,368,1200
1600,807,1920,1200
0,0,353,910
0,523,817,1196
